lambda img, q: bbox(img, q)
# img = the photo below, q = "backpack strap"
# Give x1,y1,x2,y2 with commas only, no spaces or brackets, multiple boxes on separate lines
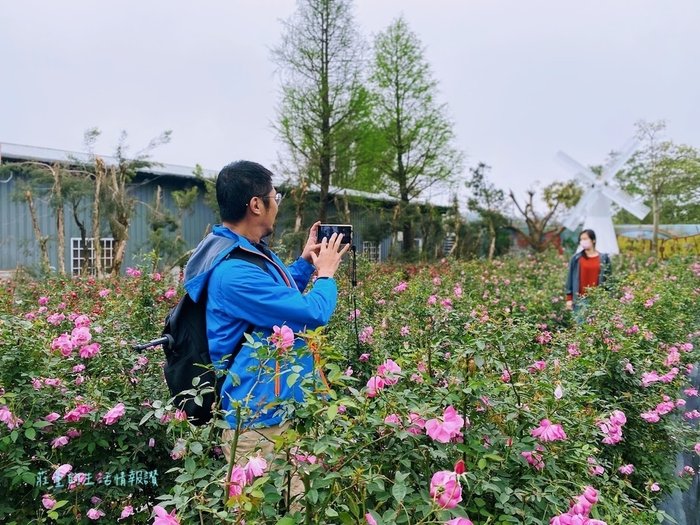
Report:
226,248,271,274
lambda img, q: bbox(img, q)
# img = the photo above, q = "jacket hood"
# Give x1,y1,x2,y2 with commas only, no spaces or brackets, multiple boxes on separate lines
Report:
183,228,241,302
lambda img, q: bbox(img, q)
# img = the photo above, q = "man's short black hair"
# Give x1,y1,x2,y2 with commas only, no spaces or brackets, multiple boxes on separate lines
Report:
216,161,274,222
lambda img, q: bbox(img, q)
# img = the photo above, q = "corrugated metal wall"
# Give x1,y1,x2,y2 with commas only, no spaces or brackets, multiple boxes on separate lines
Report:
0,174,57,271
1,168,411,274
0,171,217,274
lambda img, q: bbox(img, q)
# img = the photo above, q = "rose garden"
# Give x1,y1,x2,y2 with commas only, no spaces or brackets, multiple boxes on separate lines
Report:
0,251,699,524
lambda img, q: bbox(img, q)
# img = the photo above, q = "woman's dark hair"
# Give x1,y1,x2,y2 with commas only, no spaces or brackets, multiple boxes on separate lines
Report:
579,229,596,258
216,161,274,222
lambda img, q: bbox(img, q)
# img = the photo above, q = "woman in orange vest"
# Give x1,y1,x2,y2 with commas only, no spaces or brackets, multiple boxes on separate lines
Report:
565,229,611,316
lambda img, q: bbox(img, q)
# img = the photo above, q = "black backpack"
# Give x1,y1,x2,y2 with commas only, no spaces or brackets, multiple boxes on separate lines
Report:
134,249,268,425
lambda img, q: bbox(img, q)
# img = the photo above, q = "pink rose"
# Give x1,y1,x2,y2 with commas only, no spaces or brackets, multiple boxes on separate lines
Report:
270,325,295,352
119,505,134,520
102,403,126,425
74,314,91,328
365,376,386,398
79,343,101,359
429,470,463,509
244,454,267,483
618,464,635,475
71,326,92,346
51,464,73,483
425,406,465,443
41,494,56,510
152,505,180,525
51,436,70,448
228,466,247,497
445,519,473,525
530,419,567,442
51,333,74,357
87,508,105,520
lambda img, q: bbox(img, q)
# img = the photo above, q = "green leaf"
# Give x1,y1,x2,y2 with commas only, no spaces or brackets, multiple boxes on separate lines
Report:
53,500,68,510
347,496,360,517
190,441,203,455
21,471,35,484
392,483,407,503
339,512,355,525
287,373,300,388
275,518,296,525
139,411,154,426
327,403,338,421
24,427,36,440
325,507,339,517
307,488,319,504
194,395,203,407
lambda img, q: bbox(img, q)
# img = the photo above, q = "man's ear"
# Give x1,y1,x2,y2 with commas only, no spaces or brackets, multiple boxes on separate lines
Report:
248,196,263,216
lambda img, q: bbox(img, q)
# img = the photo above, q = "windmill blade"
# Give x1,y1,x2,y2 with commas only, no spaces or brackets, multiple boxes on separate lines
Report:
561,188,597,230
599,185,650,219
601,139,640,182
555,151,598,185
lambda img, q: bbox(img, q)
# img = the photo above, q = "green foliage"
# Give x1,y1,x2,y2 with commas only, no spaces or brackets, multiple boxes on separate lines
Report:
273,0,370,216
616,120,700,227
466,163,509,259
369,16,463,202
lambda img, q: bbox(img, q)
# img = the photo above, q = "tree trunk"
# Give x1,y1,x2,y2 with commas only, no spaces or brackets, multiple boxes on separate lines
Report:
651,194,660,256
112,238,128,275
92,158,104,277
53,166,66,275
109,208,130,276
488,222,496,260
318,3,331,223
72,200,89,276
402,214,413,254
390,203,401,259
25,190,51,274
56,205,65,275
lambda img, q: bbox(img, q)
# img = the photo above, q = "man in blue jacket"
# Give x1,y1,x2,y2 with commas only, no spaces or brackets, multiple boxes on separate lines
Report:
182,160,348,473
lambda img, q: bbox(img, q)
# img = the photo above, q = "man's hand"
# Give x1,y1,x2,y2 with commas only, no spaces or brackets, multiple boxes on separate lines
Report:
301,221,322,264
566,300,573,311
311,232,351,278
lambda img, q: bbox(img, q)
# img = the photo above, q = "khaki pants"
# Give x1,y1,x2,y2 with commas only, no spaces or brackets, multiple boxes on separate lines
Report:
222,422,304,510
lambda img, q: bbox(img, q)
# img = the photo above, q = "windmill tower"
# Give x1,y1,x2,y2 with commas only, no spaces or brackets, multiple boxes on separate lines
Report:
556,141,650,255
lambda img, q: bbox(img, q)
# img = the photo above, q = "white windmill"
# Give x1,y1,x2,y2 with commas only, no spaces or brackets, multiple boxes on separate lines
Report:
555,141,650,255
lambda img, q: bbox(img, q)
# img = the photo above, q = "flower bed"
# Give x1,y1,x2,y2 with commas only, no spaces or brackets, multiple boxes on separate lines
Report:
0,254,698,524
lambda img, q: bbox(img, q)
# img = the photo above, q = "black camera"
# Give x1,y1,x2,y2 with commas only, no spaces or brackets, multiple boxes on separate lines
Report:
317,224,353,245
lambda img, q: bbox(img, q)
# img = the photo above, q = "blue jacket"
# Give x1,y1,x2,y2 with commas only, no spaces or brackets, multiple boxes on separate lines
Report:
565,251,611,303
183,225,338,429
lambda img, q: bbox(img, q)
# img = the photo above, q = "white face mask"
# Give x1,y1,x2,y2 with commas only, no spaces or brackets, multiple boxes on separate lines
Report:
580,239,593,250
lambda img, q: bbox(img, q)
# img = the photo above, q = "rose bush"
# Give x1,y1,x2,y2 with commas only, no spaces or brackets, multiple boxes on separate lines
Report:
0,252,698,524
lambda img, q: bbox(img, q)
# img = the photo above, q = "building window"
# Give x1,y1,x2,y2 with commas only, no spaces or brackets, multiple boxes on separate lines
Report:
362,241,381,262
71,237,115,276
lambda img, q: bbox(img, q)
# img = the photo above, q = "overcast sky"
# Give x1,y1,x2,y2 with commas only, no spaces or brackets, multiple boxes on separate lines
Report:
2,0,699,207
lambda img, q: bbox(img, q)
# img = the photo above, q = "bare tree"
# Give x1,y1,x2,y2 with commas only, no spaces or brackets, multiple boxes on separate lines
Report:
101,131,172,275
509,180,581,252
